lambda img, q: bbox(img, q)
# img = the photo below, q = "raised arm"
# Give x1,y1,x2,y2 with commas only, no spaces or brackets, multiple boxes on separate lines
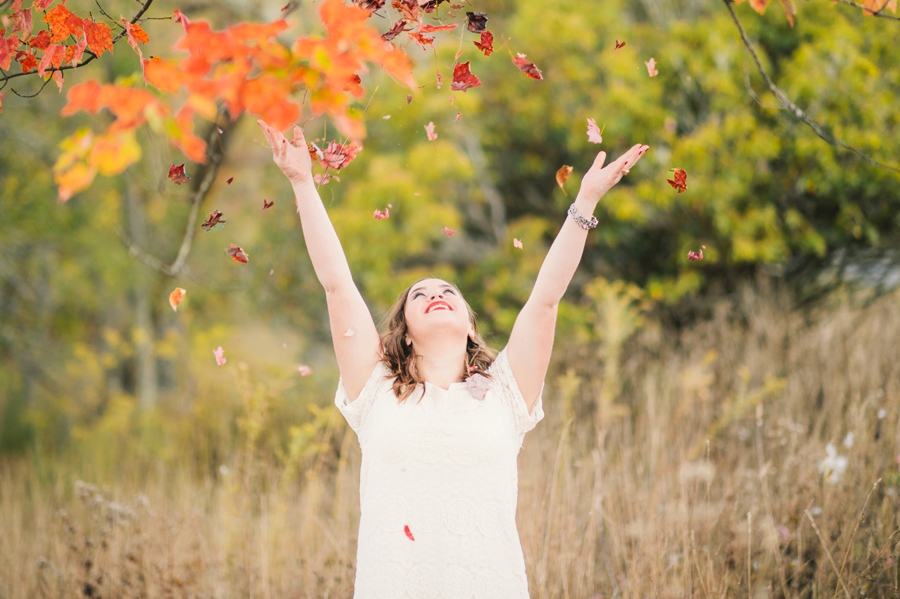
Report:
506,143,649,412
258,120,381,400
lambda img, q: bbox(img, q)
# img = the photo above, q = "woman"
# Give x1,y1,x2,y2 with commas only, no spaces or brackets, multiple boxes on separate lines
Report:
258,119,647,598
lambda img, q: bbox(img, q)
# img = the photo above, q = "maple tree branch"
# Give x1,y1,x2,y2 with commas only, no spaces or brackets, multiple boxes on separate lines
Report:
0,0,155,87
831,0,900,20
723,0,900,175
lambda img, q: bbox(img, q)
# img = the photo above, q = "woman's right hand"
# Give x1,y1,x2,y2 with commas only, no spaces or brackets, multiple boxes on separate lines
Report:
258,119,312,185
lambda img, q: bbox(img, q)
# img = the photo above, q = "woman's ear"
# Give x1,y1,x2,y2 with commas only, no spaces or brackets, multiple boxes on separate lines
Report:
467,327,475,340
405,336,412,346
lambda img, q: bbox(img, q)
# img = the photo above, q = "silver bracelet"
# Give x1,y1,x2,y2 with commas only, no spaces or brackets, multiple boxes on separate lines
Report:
567,203,598,230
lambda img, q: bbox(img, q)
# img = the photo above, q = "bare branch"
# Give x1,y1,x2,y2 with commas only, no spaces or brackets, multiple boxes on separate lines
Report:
831,0,900,20
0,0,155,87
724,0,900,175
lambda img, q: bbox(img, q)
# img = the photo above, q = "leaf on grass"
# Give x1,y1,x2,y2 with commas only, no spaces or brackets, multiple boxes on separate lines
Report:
201,210,226,232
645,57,658,77
666,168,687,193
169,287,187,312
615,39,626,49
512,53,543,80
442,227,456,236
213,346,226,366
465,373,490,400
473,30,493,56
298,364,312,376
226,244,249,263
451,61,481,92
465,11,488,32
556,165,573,194
687,245,705,261
404,524,415,541
513,238,523,250
425,121,437,141
168,163,190,184
586,118,603,144
263,199,274,209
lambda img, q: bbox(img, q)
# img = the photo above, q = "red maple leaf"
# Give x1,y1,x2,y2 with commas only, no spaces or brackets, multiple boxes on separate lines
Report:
473,30,493,56
512,53,543,80
168,164,191,185
404,525,415,541
43,5,83,43
420,23,457,33
226,244,249,263
321,141,361,170
381,19,410,41
666,168,688,193
586,118,603,144
16,51,39,73
82,19,113,57
201,210,226,231
424,121,437,140
373,206,390,219
451,61,481,92
27,30,51,51
687,245,705,261
407,31,435,49
466,11,488,32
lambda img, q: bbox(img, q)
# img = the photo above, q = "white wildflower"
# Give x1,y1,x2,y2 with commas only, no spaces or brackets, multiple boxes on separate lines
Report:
877,408,886,419
843,432,854,448
219,465,229,475
818,443,848,484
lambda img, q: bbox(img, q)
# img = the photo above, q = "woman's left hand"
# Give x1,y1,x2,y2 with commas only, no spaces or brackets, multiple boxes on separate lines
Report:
577,143,649,205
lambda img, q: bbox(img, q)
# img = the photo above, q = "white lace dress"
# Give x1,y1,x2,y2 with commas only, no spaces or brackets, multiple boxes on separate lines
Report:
334,348,545,599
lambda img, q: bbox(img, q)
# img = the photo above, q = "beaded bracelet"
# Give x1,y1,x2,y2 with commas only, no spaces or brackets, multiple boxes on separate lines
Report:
567,203,599,230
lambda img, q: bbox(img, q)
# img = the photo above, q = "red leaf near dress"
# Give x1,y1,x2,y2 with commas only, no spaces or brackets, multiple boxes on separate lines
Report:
168,163,190,185
404,525,415,541
465,373,490,400
451,61,481,92
512,53,543,80
666,168,688,193
226,244,249,263
465,11,488,32
201,210,226,231
473,30,493,56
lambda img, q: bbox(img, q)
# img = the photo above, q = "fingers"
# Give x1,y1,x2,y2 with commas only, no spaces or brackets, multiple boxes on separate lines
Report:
292,125,306,146
591,151,607,170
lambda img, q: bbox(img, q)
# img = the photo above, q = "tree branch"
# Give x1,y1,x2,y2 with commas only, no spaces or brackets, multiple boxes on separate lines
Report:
723,0,900,174
117,109,234,280
0,0,155,91
831,0,900,20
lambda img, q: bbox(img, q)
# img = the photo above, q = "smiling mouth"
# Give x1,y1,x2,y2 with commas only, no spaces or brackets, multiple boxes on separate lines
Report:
425,301,452,314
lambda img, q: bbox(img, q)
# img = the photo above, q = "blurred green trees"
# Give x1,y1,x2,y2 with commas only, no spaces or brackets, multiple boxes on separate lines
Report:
0,0,897,468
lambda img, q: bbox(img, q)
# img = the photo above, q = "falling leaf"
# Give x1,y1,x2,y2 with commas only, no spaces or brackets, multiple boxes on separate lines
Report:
407,31,435,49
465,373,490,400
512,53,543,80
436,72,442,90
168,163,190,185
442,227,456,236
454,112,462,122
314,173,340,185
615,39,626,49
586,118,603,144
687,245,705,261
420,23,457,33
344,327,356,337
226,244,249,263
451,61,481,92
270,269,275,275
322,141,361,170
263,199,274,209
383,115,391,119
201,210,226,232
556,165,573,194
213,346,226,366
404,524,415,541
298,364,312,376
645,57,658,77
465,11,488,32
513,238,523,250
226,177,234,184
381,19,411,41
169,287,186,312
425,121,437,141
666,168,688,193
407,94,413,104
374,206,390,219
473,30,493,56
307,142,324,162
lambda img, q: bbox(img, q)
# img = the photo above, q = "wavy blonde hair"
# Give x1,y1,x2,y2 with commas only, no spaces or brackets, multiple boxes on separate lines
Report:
379,280,495,402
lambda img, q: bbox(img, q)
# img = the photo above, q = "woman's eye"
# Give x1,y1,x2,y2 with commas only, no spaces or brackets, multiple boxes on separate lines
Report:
413,292,424,299
445,289,456,295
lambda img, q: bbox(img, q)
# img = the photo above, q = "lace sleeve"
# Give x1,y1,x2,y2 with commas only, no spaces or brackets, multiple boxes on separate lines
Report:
334,360,390,438
487,348,545,438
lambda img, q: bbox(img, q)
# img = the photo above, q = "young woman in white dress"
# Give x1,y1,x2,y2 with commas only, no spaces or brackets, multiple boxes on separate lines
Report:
258,119,647,598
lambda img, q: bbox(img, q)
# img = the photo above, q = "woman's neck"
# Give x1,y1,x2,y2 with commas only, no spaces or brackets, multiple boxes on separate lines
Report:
413,340,467,390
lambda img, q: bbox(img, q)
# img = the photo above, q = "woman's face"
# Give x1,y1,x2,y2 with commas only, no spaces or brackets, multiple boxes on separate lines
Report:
403,278,473,344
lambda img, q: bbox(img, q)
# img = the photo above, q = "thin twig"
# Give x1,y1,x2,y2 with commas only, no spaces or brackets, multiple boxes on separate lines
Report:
722,0,900,174
831,0,900,20
804,509,852,599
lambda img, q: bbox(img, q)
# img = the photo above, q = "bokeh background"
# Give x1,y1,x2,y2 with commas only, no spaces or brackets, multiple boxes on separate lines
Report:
1,0,899,597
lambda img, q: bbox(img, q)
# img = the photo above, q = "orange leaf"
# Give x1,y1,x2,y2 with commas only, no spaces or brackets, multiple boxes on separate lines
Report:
556,165,573,194
43,5,83,43
16,50,39,73
169,288,187,311
144,56,188,93
83,19,113,57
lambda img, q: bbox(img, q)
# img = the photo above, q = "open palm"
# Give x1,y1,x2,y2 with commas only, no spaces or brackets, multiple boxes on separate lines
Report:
579,143,649,203
258,119,312,185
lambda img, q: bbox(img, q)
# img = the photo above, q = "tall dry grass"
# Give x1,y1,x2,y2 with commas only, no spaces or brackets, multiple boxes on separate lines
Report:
1,280,899,598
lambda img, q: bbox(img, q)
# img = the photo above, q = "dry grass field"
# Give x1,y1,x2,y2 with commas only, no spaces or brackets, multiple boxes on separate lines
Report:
2,281,899,598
